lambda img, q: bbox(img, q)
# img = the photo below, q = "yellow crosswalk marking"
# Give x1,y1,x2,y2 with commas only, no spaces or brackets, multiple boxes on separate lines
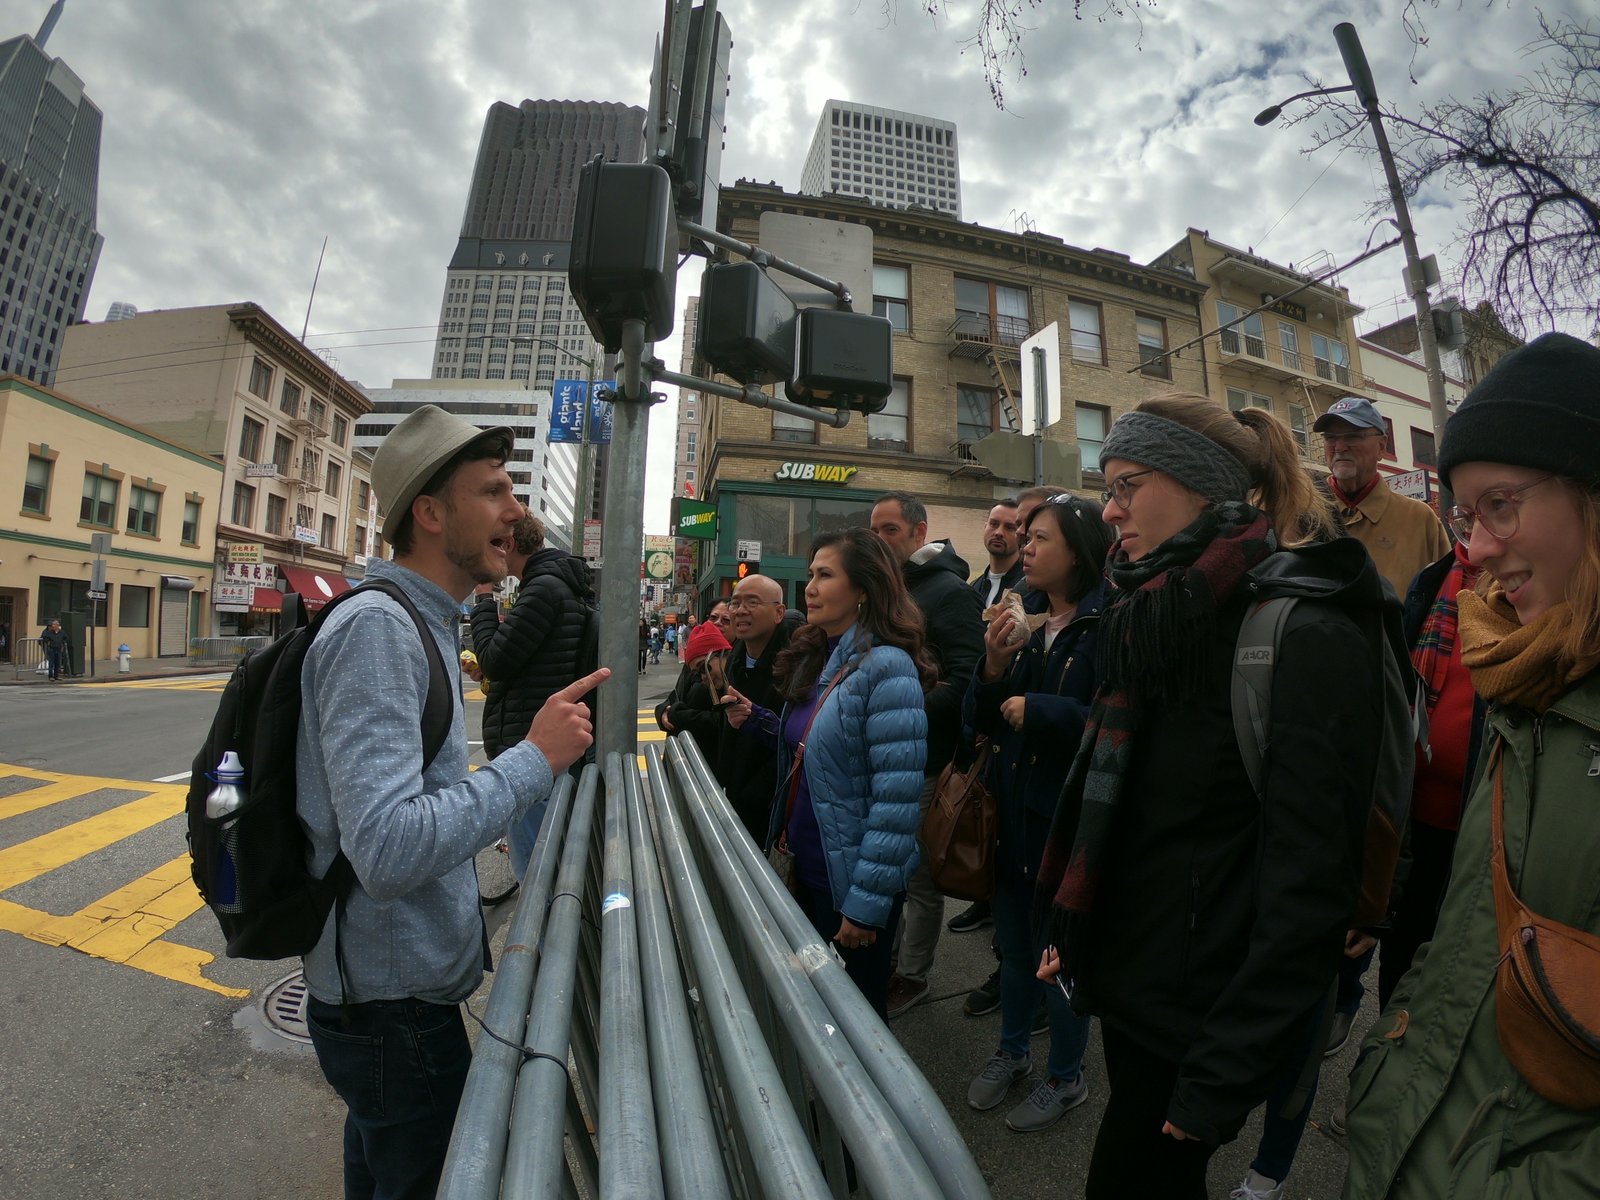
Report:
0,788,182,892
0,776,101,821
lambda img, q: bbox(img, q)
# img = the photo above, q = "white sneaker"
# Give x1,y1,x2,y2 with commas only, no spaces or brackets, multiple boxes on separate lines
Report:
1230,1169,1284,1200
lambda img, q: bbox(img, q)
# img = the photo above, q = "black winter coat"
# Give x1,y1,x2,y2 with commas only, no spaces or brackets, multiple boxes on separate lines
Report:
1071,538,1383,1147
963,582,1103,881
969,558,1025,609
655,663,723,762
470,548,595,758
717,620,794,841
904,540,984,776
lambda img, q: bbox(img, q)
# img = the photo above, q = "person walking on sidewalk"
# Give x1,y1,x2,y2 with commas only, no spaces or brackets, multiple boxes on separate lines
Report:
963,495,1111,1132
40,618,67,681
871,491,985,1018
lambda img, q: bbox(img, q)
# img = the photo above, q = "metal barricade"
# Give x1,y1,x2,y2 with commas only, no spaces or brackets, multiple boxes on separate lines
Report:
11,637,44,680
439,738,990,1200
187,636,270,667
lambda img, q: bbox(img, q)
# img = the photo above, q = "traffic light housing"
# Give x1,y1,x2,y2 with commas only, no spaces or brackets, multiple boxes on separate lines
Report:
785,307,894,412
736,559,760,581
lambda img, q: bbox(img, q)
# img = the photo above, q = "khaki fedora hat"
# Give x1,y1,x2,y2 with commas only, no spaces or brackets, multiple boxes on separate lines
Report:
373,405,514,543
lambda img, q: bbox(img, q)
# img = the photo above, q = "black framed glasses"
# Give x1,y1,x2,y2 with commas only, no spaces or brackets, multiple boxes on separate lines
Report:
1446,475,1554,541
1101,468,1156,509
725,595,782,611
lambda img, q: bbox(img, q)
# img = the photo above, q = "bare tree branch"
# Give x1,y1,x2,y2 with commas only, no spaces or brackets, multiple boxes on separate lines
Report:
1291,15,1599,333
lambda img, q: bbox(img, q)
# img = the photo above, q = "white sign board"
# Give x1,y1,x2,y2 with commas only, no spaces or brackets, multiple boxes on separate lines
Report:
1389,470,1431,501
212,582,253,606
756,212,872,314
293,526,320,545
223,562,279,587
583,518,603,566
1018,322,1062,436
246,463,279,478
737,539,762,562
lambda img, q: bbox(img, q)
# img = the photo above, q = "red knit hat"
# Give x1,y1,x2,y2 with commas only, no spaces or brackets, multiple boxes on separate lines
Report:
682,622,731,664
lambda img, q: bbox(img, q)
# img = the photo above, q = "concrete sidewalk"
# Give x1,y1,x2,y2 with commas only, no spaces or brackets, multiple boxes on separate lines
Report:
2,654,220,686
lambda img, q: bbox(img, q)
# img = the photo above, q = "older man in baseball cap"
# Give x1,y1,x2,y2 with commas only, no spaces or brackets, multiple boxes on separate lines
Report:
1314,396,1450,597
298,404,609,1197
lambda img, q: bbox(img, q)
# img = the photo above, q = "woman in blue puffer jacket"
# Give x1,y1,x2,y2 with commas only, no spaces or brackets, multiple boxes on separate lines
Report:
729,527,936,1017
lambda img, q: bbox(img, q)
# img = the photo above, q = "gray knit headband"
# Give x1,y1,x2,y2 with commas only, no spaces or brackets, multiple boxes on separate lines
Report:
1098,410,1251,504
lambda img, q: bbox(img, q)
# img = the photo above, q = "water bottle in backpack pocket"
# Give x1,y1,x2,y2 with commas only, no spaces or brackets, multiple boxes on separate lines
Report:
203,751,246,913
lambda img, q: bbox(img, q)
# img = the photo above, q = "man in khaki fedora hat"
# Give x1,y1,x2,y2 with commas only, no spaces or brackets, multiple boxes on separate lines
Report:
296,404,610,1197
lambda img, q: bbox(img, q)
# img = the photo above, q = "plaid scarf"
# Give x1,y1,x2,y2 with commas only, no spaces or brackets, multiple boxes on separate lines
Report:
1037,501,1276,947
1410,542,1477,710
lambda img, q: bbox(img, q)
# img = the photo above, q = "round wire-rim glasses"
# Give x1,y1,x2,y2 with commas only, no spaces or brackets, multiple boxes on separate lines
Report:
1445,475,1553,541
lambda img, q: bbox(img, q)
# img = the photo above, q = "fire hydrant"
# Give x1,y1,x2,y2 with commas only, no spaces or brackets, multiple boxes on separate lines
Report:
117,644,131,674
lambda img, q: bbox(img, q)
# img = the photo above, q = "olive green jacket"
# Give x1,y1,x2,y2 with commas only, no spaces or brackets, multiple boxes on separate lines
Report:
1343,675,1600,1199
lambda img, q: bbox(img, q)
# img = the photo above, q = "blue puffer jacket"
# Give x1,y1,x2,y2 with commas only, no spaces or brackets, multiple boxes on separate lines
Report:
769,625,928,929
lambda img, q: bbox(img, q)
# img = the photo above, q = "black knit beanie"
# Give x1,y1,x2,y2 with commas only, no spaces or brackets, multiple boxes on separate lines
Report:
1439,332,1600,490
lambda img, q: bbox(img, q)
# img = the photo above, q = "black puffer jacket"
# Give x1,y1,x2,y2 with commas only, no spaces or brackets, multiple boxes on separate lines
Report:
717,619,795,841
1071,537,1384,1147
903,540,984,776
470,548,595,758
656,663,723,762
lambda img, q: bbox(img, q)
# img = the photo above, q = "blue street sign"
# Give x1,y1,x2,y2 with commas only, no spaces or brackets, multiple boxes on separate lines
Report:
550,379,587,443
588,380,616,445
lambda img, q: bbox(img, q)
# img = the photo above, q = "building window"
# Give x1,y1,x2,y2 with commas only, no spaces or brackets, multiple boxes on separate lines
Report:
81,471,118,527
1218,303,1266,357
1311,333,1351,384
957,385,1014,443
1411,427,1437,468
354,523,368,556
231,481,256,527
332,414,349,446
279,379,301,416
1136,315,1169,379
297,503,314,531
1288,403,1310,455
1381,416,1397,459
22,454,51,513
1226,387,1272,413
265,493,286,535
272,433,294,474
1068,300,1105,365
772,408,816,445
239,416,265,462
357,480,370,512
1278,322,1303,372
308,398,327,431
325,459,343,497
118,585,151,629
868,378,911,453
182,499,201,544
872,264,910,332
1075,405,1108,474
954,278,1029,345
248,359,273,398
127,485,160,536
38,576,109,627
321,513,337,548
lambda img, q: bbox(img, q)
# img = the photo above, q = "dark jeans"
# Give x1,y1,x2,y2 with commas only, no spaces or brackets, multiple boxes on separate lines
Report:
991,869,1090,1080
798,883,903,1021
306,996,472,1200
45,646,64,679
1378,822,1458,1011
1250,988,1335,1184
1335,942,1376,1015
1086,1024,1218,1200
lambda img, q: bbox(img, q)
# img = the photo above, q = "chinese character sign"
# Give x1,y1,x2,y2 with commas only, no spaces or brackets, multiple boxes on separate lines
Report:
550,379,587,444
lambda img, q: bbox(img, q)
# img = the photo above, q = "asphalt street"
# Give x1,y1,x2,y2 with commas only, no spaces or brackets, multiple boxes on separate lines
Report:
0,658,1369,1198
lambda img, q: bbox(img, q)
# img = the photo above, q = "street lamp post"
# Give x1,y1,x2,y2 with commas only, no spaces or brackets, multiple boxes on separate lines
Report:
1257,21,1454,510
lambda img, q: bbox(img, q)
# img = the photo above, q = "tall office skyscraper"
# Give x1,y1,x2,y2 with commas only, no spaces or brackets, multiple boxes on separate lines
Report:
0,3,104,385
799,100,960,218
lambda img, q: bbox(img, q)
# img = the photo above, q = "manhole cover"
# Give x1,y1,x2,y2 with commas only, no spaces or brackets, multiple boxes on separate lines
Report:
260,970,312,1044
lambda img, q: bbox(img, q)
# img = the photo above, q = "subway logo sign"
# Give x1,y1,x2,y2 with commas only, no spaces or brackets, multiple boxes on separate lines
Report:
774,462,859,484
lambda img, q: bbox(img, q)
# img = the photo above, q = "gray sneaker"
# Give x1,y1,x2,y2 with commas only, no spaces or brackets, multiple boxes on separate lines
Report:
1005,1072,1089,1132
968,1051,1032,1111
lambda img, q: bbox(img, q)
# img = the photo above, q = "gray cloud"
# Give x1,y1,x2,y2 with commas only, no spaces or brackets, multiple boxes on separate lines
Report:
35,0,1580,533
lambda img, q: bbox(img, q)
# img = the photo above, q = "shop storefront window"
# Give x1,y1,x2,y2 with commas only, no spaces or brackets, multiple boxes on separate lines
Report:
735,494,804,556
813,497,874,539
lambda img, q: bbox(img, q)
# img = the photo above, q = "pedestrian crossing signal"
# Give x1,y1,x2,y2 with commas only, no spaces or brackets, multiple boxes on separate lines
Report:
736,559,760,580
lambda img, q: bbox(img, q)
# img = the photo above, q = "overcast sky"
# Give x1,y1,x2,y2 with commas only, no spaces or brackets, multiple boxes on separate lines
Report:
32,0,1578,534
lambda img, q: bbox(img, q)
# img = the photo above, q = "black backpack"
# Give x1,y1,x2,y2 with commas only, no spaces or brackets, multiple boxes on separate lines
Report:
186,579,453,959
1231,592,1429,929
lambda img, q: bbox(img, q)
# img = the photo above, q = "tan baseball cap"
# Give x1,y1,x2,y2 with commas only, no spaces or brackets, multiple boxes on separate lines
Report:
372,405,514,542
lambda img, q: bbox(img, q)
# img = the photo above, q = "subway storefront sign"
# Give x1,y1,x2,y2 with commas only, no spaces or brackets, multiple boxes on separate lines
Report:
774,461,858,484
672,496,717,541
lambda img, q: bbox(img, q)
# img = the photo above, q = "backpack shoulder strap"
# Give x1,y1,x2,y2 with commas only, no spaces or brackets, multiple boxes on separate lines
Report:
320,579,455,772
1231,596,1298,801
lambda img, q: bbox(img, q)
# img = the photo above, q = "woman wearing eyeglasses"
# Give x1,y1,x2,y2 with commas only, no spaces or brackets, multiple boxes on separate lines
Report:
1035,394,1387,1197
962,494,1113,1132
1343,333,1600,1200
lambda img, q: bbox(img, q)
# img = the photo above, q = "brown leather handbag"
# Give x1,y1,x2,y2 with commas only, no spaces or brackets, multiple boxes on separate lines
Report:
1489,746,1600,1110
921,739,998,902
